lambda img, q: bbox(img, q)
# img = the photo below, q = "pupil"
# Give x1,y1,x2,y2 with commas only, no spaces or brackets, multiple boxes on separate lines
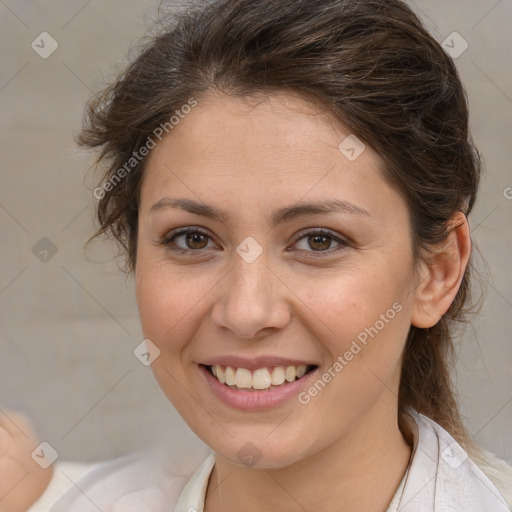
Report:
187,233,207,249
310,235,330,251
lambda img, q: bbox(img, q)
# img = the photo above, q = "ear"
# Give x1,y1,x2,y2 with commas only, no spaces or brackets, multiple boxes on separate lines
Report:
411,212,471,329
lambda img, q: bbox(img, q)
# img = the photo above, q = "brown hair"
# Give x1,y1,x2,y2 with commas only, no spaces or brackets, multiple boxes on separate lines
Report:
79,0,481,453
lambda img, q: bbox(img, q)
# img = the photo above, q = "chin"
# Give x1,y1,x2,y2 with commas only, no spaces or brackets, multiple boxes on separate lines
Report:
203,431,312,470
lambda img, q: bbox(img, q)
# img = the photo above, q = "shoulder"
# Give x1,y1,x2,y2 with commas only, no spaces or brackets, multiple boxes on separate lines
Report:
470,445,512,508
28,462,94,512
48,447,212,512
410,411,512,510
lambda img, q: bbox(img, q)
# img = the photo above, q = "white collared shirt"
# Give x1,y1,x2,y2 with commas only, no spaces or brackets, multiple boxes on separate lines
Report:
171,454,409,512
45,410,511,511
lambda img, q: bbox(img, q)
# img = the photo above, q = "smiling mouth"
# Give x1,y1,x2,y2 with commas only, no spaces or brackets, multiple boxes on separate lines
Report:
202,363,318,391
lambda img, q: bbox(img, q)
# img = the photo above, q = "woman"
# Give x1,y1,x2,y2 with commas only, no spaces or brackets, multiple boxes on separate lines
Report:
16,0,512,510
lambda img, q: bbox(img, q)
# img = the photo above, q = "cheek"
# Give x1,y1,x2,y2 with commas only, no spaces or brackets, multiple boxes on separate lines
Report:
135,258,200,407
289,264,411,386
293,267,401,338
135,258,196,348
135,253,223,361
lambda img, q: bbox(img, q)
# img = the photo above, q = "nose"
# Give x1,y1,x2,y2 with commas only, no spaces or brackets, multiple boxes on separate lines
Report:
211,251,291,340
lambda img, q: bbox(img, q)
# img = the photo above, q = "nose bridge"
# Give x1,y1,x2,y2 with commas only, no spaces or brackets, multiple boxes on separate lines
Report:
212,243,290,338
232,250,272,304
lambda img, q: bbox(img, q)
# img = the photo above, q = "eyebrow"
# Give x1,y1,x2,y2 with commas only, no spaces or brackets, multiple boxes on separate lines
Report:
149,197,371,226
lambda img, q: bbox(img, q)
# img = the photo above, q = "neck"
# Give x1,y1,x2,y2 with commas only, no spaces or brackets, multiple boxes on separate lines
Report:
204,399,413,512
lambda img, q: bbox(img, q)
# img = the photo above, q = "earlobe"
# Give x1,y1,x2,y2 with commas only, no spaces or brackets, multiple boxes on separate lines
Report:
411,212,471,329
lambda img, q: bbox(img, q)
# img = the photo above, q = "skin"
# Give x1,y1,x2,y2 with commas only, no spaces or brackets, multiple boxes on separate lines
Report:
0,411,54,512
135,90,471,512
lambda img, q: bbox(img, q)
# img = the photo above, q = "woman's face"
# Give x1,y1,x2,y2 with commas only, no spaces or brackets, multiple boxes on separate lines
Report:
135,90,419,468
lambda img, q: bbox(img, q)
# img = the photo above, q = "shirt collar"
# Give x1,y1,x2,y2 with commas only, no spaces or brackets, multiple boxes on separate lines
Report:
172,409,510,512
173,452,215,512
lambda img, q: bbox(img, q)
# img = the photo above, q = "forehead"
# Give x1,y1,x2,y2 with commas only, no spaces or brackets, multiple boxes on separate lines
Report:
147,90,379,163
139,90,398,221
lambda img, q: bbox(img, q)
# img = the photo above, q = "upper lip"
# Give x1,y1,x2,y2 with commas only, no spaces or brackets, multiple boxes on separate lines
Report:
200,355,318,371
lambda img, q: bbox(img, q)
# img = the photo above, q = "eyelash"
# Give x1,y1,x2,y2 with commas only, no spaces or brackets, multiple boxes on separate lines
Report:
157,227,350,258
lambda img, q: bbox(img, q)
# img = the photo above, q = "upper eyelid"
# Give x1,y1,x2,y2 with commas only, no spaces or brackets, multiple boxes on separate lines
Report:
291,227,344,242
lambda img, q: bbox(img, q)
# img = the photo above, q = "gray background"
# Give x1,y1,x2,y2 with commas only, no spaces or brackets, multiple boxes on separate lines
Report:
0,0,511,464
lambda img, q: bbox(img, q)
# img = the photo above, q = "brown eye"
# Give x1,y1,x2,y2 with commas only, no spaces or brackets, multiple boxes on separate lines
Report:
307,234,333,251
292,229,348,256
183,232,209,250
160,227,216,254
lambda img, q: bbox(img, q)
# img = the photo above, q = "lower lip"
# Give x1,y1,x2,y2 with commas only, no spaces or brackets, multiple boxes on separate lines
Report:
199,364,319,411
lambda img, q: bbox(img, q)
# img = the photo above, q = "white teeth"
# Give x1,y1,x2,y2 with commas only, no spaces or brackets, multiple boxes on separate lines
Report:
216,366,226,384
252,368,272,389
271,366,285,385
235,368,252,388
225,366,236,385
209,364,312,390
285,366,296,382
